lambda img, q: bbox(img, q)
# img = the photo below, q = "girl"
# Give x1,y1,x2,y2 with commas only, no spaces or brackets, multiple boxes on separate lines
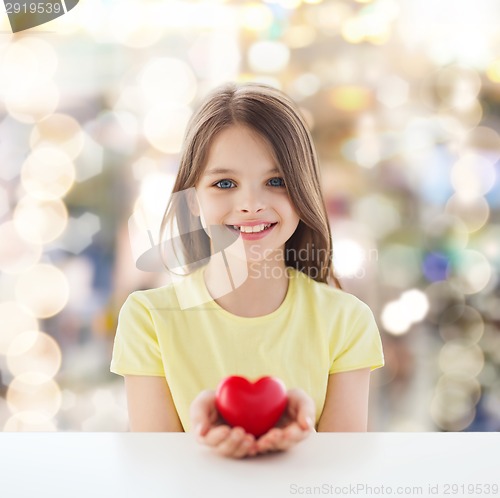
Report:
111,82,384,459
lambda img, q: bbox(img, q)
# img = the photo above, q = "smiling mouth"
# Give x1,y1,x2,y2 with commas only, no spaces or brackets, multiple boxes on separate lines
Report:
226,223,278,234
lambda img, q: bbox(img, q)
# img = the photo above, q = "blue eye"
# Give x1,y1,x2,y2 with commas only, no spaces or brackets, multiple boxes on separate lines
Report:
214,179,235,189
268,177,285,187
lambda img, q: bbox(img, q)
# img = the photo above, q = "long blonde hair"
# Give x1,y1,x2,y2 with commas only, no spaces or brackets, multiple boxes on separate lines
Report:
159,82,341,288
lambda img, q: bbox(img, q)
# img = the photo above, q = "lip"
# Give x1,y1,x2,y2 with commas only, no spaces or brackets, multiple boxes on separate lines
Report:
227,221,277,227
226,222,278,240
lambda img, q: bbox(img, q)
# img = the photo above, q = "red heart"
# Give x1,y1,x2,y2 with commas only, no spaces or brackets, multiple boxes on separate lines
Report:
215,376,288,438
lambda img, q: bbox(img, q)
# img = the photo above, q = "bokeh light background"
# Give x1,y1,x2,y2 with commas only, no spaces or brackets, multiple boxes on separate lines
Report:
1,0,500,432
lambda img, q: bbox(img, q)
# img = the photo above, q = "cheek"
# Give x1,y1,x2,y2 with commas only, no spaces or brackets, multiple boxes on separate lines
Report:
281,200,300,224
197,194,230,223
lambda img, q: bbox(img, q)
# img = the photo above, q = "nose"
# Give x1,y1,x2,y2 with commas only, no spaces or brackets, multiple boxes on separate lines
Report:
237,185,266,214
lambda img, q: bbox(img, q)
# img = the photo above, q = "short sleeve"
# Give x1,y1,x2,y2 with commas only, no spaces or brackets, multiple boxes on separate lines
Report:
330,301,384,374
110,293,165,377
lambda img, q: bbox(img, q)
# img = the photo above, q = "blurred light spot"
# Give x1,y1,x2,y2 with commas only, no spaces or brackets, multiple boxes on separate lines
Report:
341,5,393,45
423,214,469,250
244,75,282,89
437,66,481,111
341,17,365,44
401,118,442,160
240,3,273,31
381,300,411,335
284,25,317,48
7,330,62,379
60,389,77,411
486,59,500,83
49,212,100,255
450,153,496,201
382,289,429,335
430,382,477,431
61,258,93,313
13,196,68,245
0,185,8,218
0,221,42,275
435,373,481,406
6,372,61,421
379,244,421,288
131,156,160,181
75,133,104,182
437,101,483,134
445,195,489,233
290,73,321,99
422,251,449,282
21,148,76,200
306,1,351,33
401,289,429,322
451,249,492,295
352,194,401,239
424,281,465,324
466,126,500,163
143,105,192,154
275,0,301,9
438,340,484,377
328,86,372,112
4,412,57,432
85,111,138,155
333,239,365,278
30,114,84,160
187,32,241,81
248,41,290,73
0,38,57,87
6,80,59,124
438,305,484,345
139,58,197,108
109,1,163,48
0,301,38,355
422,65,481,112
350,114,381,168
478,362,498,388
470,224,500,267
413,147,455,204
15,264,69,318
139,172,176,226
376,75,409,109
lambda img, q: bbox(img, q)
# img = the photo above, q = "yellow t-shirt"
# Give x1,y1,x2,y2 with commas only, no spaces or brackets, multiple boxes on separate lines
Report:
110,266,384,431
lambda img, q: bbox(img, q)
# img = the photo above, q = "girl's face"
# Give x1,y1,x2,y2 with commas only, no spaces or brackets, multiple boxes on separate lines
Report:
194,124,300,263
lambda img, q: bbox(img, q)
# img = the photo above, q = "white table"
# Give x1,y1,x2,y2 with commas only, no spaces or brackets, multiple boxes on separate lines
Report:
0,433,498,498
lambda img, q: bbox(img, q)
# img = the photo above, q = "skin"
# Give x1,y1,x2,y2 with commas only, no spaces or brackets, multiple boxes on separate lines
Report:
123,124,373,457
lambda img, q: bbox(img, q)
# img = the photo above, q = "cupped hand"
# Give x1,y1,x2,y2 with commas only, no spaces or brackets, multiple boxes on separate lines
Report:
190,388,315,458
254,388,316,454
190,390,257,459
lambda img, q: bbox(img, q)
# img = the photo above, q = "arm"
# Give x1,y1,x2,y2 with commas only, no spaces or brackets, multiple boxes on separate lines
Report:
124,375,184,432
316,368,371,432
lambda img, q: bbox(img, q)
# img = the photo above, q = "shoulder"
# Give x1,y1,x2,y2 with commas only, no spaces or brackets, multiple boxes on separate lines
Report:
120,283,181,316
290,267,372,317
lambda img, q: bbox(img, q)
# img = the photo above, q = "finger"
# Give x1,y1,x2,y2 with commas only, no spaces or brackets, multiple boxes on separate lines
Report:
215,427,247,458
256,428,284,453
283,422,306,442
200,425,231,446
232,435,255,459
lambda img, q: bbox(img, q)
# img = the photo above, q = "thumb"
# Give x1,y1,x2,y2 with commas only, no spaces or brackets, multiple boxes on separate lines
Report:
292,391,315,431
190,390,216,436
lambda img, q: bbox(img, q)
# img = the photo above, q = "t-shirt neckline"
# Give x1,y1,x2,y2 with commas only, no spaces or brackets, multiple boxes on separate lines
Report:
197,265,296,322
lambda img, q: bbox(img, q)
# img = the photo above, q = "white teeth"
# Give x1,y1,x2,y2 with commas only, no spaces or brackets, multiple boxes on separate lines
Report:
232,223,273,233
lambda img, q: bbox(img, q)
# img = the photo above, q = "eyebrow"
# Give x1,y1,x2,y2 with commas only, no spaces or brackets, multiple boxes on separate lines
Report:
203,167,281,177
